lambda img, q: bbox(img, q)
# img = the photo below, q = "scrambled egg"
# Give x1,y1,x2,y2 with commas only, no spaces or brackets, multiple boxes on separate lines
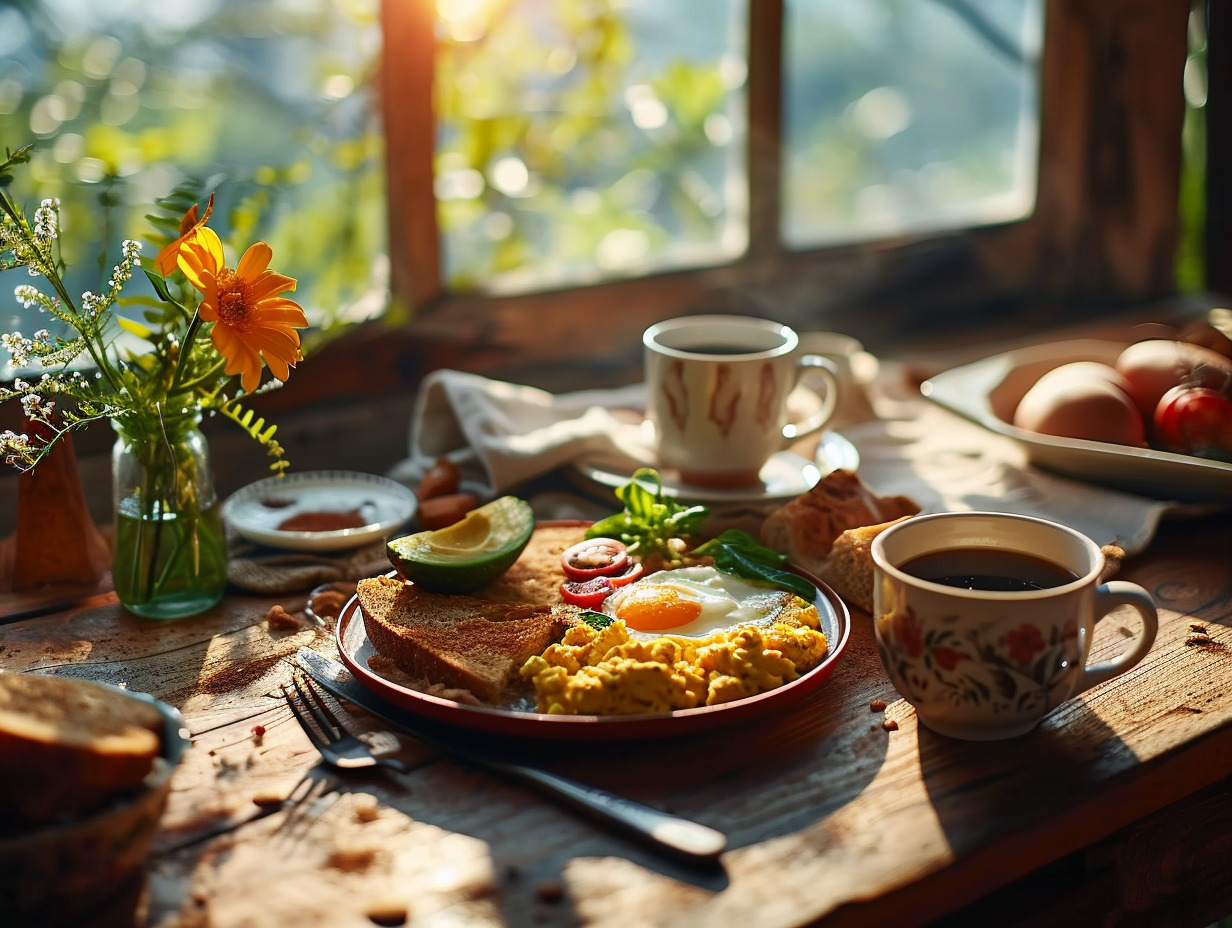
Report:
519,602,828,715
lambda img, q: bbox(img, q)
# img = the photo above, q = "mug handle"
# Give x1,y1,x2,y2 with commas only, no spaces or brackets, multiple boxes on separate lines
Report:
1073,581,1159,694
782,354,841,441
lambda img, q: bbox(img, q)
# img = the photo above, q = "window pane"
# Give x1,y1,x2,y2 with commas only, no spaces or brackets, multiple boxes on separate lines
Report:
781,0,1042,248
434,0,747,294
0,0,384,353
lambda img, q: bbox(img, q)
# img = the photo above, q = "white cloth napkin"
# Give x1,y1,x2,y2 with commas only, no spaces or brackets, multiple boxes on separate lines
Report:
388,369,652,499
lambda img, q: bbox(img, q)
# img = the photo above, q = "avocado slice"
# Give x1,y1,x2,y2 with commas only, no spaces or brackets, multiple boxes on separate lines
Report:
387,496,535,593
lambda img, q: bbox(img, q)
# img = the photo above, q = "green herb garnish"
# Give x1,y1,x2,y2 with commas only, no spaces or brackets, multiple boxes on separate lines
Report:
691,529,817,601
578,610,613,630
585,468,709,567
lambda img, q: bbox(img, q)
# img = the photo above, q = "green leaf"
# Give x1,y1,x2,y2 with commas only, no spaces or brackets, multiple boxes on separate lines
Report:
143,267,174,301
585,467,709,566
579,610,612,630
692,529,817,600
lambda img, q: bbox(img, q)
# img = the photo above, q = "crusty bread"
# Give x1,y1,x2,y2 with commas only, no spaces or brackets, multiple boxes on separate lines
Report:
817,517,914,614
358,575,574,702
476,522,587,606
760,469,920,579
0,672,164,828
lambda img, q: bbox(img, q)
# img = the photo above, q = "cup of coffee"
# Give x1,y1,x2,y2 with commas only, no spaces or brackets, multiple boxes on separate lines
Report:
642,315,840,488
871,512,1158,741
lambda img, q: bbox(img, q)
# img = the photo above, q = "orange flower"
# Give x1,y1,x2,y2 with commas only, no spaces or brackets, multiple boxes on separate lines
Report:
153,194,215,276
178,227,308,394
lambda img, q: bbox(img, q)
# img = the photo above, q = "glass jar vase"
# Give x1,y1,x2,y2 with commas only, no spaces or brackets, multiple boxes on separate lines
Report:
111,414,227,619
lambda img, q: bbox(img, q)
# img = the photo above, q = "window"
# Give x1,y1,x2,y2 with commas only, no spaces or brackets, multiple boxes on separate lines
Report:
0,0,1201,516
383,0,1194,394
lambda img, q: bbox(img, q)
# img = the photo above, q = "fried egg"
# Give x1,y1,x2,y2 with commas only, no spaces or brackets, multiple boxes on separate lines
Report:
601,565,816,639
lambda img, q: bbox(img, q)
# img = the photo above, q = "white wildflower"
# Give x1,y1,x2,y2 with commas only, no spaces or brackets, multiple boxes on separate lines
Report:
14,285,41,309
33,199,60,243
1,332,33,367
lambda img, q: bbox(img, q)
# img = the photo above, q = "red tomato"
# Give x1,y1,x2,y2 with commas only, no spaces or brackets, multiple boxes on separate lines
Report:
559,576,615,609
1154,385,1232,454
560,537,629,581
605,559,644,588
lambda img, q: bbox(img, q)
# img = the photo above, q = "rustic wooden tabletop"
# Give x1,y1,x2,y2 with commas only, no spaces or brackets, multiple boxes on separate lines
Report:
3,505,1230,928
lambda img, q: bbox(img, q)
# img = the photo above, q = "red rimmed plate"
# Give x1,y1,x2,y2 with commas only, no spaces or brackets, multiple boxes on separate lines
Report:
334,567,850,741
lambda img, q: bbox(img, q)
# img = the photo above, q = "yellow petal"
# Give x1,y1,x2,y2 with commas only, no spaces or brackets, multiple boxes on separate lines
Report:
236,241,273,279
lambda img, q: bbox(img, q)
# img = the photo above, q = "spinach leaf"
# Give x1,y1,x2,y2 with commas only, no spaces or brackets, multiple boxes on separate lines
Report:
692,529,817,601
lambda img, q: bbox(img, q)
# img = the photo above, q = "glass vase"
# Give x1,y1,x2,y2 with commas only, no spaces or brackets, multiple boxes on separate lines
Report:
111,414,227,619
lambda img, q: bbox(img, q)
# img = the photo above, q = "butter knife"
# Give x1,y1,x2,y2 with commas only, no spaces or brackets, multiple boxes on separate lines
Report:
294,647,727,862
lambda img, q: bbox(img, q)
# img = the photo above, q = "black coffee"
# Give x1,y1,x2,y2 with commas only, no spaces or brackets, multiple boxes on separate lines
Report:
900,548,1078,592
679,343,761,356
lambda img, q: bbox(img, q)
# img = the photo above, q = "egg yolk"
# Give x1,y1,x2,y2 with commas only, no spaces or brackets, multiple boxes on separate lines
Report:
614,587,704,631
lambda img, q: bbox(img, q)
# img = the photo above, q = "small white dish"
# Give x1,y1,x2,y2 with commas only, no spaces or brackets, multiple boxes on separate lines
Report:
921,338,1232,504
222,470,417,552
571,431,860,504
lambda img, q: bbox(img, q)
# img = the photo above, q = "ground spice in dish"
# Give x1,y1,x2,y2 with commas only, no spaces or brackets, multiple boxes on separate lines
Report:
277,509,368,532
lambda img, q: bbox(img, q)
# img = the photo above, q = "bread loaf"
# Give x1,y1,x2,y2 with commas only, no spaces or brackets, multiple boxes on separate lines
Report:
760,469,919,578
817,517,914,614
0,672,165,828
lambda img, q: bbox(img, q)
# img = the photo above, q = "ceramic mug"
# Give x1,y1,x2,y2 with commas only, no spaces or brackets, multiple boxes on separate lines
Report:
642,315,840,488
871,511,1158,741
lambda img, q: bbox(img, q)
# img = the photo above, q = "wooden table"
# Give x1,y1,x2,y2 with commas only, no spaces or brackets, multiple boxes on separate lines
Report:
3,502,1231,928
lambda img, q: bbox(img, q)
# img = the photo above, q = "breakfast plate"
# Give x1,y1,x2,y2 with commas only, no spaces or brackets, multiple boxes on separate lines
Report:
921,338,1232,505
571,432,860,505
333,570,851,740
222,470,418,552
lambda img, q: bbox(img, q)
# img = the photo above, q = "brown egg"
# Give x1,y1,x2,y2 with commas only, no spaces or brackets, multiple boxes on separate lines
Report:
1114,339,1232,420
1013,362,1146,446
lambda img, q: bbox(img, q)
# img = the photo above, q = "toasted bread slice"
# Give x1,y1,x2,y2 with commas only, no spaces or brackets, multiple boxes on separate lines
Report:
0,672,164,827
475,522,588,606
358,575,574,702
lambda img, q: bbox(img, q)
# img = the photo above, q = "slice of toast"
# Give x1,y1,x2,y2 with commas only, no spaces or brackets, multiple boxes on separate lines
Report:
0,672,164,828
357,575,573,703
475,522,588,606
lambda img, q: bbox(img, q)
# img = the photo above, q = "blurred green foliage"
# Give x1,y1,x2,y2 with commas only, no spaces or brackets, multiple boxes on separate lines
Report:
0,0,386,348
434,0,744,292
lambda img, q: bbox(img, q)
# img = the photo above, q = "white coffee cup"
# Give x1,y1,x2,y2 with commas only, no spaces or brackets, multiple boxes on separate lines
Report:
871,512,1158,741
643,315,840,488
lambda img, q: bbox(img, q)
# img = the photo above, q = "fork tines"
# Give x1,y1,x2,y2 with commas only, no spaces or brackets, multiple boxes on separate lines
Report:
283,673,344,751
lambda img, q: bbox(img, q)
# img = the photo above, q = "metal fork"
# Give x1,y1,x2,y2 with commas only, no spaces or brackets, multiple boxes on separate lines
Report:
283,673,410,775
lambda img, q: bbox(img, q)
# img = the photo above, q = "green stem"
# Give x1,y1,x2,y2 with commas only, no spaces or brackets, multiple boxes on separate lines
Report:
175,357,227,395
167,310,204,402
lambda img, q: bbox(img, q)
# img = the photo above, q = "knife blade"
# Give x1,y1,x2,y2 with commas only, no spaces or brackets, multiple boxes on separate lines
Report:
294,647,727,862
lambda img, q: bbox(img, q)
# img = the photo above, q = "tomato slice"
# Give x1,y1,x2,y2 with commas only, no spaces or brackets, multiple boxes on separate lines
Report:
561,537,629,581
560,576,616,609
605,559,644,588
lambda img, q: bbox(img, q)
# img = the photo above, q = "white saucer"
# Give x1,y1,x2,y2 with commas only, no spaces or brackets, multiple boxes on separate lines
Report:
570,431,859,504
222,470,417,552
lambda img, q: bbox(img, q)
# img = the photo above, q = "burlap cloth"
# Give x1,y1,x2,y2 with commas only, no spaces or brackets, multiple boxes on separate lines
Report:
226,539,390,595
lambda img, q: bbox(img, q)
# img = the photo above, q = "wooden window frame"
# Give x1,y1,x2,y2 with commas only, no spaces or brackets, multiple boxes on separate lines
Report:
0,0,1203,531
364,0,1192,394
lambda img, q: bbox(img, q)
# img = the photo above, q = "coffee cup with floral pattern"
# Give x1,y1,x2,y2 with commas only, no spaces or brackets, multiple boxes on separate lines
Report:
871,511,1158,741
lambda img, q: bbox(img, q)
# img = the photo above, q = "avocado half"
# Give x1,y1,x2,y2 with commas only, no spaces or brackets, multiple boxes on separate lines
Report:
387,496,535,593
